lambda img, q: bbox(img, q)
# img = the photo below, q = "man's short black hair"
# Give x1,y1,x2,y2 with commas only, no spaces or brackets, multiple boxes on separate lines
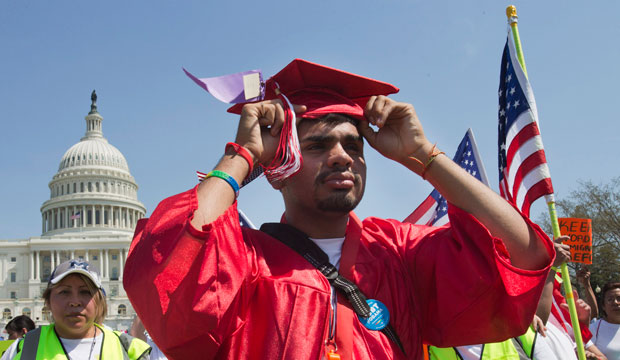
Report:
299,113,359,128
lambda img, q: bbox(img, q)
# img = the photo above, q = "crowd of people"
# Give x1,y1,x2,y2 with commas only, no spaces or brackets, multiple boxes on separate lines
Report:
1,59,618,359
0,257,615,359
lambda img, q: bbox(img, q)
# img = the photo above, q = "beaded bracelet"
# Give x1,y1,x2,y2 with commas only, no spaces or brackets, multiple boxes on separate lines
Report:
206,170,240,198
226,142,254,174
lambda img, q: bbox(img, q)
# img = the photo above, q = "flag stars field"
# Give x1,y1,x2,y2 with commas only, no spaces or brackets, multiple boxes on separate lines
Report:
404,129,488,227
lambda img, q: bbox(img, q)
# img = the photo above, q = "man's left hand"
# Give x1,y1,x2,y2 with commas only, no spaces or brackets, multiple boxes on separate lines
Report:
359,96,432,167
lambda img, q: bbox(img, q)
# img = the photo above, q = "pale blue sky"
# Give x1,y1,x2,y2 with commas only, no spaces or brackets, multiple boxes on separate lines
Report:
2,1,619,239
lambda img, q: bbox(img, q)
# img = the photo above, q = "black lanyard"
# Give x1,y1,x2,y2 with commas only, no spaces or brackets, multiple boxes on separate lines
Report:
260,222,406,355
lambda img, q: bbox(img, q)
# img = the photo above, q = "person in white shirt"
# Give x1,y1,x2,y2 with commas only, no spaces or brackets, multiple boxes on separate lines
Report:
590,282,620,360
535,237,606,360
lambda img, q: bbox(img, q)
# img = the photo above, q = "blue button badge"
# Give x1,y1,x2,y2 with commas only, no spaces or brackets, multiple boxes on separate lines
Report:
358,299,390,331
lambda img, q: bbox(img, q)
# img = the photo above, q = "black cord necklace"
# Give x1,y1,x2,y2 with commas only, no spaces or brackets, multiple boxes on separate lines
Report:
86,326,98,360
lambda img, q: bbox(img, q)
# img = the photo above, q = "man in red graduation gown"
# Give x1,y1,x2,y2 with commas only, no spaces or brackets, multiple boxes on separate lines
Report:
123,59,554,360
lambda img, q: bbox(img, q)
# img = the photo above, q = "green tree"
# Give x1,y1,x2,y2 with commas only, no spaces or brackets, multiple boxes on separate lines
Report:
537,177,620,305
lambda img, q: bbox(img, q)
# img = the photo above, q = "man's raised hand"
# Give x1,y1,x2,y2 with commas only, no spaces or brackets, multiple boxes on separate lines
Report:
359,96,432,166
236,100,306,167
552,235,571,267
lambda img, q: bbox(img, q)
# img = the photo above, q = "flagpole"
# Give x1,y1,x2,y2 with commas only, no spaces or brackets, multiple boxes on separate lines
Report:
506,6,528,79
506,6,586,360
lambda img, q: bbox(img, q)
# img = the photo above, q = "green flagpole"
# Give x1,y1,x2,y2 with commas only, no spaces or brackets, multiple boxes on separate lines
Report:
506,6,586,360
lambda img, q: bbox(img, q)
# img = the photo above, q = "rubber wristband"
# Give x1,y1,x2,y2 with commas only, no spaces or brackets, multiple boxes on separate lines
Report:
226,142,254,174
206,170,240,198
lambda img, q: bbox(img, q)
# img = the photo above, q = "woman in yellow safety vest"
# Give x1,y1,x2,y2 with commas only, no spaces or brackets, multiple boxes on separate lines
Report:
1,259,151,360
428,325,537,360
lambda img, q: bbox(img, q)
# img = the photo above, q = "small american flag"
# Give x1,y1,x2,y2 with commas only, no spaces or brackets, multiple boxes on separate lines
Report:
404,129,489,226
497,26,553,217
238,209,256,229
70,211,81,220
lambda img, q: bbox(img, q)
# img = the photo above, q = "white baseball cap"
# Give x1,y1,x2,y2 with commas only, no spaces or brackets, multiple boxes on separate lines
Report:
49,259,103,291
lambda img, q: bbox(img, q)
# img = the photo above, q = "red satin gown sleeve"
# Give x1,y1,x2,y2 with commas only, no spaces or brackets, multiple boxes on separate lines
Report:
123,186,255,358
397,204,554,346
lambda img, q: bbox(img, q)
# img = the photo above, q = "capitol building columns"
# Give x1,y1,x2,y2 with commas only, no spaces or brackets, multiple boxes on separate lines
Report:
40,204,142,232
29,252,34,281
35,252,40,281
24,247,131,285
1,91,146,331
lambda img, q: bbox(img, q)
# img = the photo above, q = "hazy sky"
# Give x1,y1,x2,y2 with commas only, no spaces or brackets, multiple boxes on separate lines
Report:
2,1,619,239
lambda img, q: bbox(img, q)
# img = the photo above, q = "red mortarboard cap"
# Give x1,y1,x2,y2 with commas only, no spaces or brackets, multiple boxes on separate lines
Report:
228,59,399,120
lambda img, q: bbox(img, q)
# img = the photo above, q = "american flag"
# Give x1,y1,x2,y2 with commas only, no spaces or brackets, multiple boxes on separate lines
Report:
404,129,489,226
498,27,553,217
70,211,81,220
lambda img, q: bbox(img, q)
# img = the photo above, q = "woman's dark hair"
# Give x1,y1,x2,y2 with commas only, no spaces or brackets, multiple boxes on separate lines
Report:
600,281,620,318
602,282,620,299
5,315,35,333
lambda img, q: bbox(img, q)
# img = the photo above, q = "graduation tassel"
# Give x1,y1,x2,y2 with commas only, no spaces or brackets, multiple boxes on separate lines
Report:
188,70,303,186
262,82,303,183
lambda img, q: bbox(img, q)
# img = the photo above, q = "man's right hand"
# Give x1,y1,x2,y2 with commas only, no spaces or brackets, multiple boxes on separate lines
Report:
235,100,306,167
192,100,305,228
552,235,571,267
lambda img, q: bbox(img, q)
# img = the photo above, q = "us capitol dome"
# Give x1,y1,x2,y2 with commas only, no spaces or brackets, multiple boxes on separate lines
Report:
41,91,145,236
0,91,146,332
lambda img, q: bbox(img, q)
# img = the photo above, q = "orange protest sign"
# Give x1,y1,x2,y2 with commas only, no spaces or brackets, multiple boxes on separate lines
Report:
558,218,592,264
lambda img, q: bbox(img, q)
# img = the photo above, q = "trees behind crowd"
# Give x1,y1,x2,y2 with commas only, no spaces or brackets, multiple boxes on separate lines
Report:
537,177,620,304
